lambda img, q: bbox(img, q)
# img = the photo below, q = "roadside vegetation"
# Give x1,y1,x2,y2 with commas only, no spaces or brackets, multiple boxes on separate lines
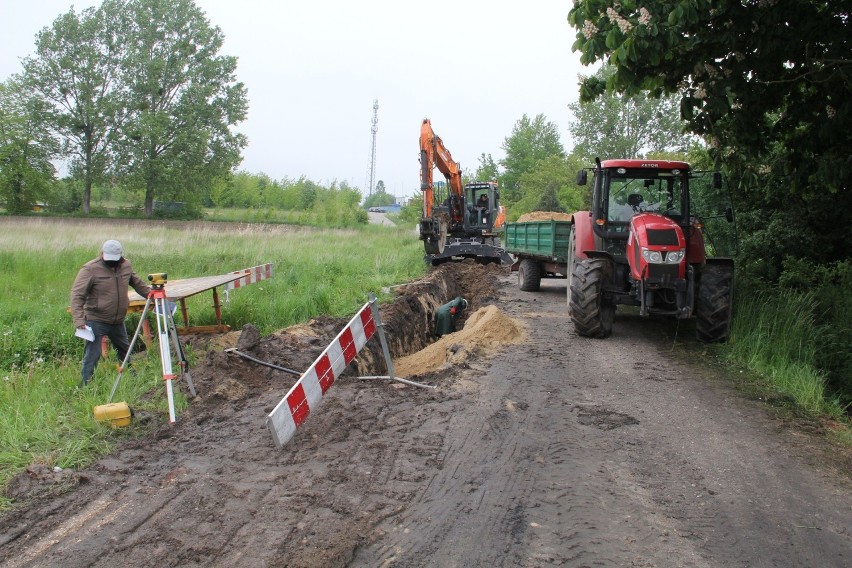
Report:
0,218,425,510
728,262,852,424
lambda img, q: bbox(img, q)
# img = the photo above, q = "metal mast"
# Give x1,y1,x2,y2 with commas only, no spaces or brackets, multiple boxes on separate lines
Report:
368,99,378,197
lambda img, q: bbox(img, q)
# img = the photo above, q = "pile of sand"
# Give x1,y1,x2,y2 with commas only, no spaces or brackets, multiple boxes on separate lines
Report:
516,211,574,222
393,305,526,378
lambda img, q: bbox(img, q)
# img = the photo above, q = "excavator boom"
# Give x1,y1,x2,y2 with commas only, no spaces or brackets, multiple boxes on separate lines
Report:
420,119,464,223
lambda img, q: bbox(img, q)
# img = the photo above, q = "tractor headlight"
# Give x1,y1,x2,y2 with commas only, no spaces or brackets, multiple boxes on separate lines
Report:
664,249,685,264
641,248,663,263
641,248,685,264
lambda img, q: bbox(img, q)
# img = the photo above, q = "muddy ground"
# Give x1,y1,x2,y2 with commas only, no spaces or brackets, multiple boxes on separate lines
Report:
1,262,850,567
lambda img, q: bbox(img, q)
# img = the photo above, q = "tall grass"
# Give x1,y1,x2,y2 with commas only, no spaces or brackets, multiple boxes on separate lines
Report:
0,217,425,508
728,288,847,418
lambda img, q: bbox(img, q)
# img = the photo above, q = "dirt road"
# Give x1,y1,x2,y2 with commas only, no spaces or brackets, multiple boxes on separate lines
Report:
1,264,849,567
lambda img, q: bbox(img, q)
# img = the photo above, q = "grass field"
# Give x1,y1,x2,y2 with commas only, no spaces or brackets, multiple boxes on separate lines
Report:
0,217,426,508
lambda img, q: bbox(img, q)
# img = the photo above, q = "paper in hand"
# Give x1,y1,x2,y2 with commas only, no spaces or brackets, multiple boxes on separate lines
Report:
75,325,95,342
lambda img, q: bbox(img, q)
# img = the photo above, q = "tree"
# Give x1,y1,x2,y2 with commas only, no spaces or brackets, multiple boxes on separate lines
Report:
535,182,565,213
475,152,500,182
568,67,694,162
510,154,587,219
112,0,248,217
0,79,58,213
364,188,395,209
568,0,852,269
500,114,565,203
23,5,125,214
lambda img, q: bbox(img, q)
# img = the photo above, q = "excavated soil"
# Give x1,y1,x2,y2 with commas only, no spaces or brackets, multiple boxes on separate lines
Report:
1,262,850,567
515,211,573,222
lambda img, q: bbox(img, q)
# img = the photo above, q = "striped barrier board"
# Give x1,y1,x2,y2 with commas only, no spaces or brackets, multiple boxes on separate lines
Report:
225,263,273,292
266,299,378,447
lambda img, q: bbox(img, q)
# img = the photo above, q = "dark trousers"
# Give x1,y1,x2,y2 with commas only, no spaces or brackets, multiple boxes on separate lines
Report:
81,320,130,385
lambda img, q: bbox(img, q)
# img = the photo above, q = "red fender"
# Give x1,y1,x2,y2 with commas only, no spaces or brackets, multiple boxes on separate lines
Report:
570,211,596,260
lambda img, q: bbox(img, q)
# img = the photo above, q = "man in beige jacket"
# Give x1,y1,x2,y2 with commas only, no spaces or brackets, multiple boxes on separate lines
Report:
70,240,150,386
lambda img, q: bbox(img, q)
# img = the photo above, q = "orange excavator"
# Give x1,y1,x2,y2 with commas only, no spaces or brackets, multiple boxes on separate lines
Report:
419,118,509,265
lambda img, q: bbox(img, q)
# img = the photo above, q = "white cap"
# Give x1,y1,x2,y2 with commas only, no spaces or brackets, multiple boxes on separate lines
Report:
102,240,123,261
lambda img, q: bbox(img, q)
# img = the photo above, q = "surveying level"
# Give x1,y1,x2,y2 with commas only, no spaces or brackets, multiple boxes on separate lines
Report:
148,273,168,288
95,274,196,425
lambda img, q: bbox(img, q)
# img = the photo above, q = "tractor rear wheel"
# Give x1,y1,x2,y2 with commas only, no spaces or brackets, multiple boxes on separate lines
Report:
569,257,614,338
695,263,734,343
518,258,542,291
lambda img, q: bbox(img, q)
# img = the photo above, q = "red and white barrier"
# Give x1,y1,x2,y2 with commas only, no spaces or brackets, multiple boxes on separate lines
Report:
266,299,379,447
225,263,273,292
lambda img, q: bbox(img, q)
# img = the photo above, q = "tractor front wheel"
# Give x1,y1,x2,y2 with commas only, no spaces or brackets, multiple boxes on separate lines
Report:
518,258,542,291
695,263,734,343
569,258,614,338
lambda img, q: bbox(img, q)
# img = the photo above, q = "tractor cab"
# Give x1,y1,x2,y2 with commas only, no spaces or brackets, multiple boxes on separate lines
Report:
585,159,691,256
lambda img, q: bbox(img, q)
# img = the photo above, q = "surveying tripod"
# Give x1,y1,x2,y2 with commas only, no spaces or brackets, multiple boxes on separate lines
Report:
108,273,196,423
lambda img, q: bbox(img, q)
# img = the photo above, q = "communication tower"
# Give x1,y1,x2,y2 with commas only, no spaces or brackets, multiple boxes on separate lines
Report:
368,99,378,197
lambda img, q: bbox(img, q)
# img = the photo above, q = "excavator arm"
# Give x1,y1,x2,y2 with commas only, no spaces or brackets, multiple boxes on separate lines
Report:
420,118,464,223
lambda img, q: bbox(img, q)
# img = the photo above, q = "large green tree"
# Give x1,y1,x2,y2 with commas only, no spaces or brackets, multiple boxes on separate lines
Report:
23,5,125,214
112,0,248,216
568,66,694,162
475,152,499,182
568,0,852,269
511,154,588,219
500,113,565,203
0,79,58,213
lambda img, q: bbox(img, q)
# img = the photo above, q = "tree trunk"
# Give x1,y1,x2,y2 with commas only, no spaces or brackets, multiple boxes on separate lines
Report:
82,131,93,214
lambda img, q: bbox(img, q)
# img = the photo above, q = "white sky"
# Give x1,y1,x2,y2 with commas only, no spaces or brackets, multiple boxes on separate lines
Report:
0,0,588,200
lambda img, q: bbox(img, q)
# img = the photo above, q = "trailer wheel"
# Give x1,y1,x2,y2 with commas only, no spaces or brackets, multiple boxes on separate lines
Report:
518,258,542,291
569,258,614,338
695,263,734,343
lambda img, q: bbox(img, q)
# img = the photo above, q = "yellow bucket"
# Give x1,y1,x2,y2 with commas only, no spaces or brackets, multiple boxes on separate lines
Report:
93,402,132,428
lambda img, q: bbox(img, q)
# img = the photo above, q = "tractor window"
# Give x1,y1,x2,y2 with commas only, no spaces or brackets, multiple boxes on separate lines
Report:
607,175,685,222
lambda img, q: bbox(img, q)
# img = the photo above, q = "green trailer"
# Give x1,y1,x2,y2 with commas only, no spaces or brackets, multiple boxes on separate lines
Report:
503,220,572,291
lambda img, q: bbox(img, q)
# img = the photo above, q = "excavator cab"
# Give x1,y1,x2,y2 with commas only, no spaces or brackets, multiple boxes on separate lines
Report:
463,181,503,233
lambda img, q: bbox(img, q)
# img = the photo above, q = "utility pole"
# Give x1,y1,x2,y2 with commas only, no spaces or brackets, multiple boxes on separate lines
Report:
368,99,378,197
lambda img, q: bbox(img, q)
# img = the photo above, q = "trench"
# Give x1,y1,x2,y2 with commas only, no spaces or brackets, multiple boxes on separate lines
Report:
185,261,507,401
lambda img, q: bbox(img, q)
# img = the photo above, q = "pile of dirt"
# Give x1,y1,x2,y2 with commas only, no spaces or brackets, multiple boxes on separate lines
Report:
516,211,574,222
394,305,526,377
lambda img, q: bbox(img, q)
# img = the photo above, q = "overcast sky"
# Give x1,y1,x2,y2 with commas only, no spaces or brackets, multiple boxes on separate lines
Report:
0,0,589,199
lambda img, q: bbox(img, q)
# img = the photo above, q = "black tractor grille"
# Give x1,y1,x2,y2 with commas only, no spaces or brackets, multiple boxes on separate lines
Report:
646,229,679,246
647,264,679,280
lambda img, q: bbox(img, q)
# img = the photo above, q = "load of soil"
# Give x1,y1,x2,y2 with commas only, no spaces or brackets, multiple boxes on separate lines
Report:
515,211,574,222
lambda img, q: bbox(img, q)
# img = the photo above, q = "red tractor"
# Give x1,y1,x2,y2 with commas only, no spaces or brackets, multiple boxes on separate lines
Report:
569,158,734,343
